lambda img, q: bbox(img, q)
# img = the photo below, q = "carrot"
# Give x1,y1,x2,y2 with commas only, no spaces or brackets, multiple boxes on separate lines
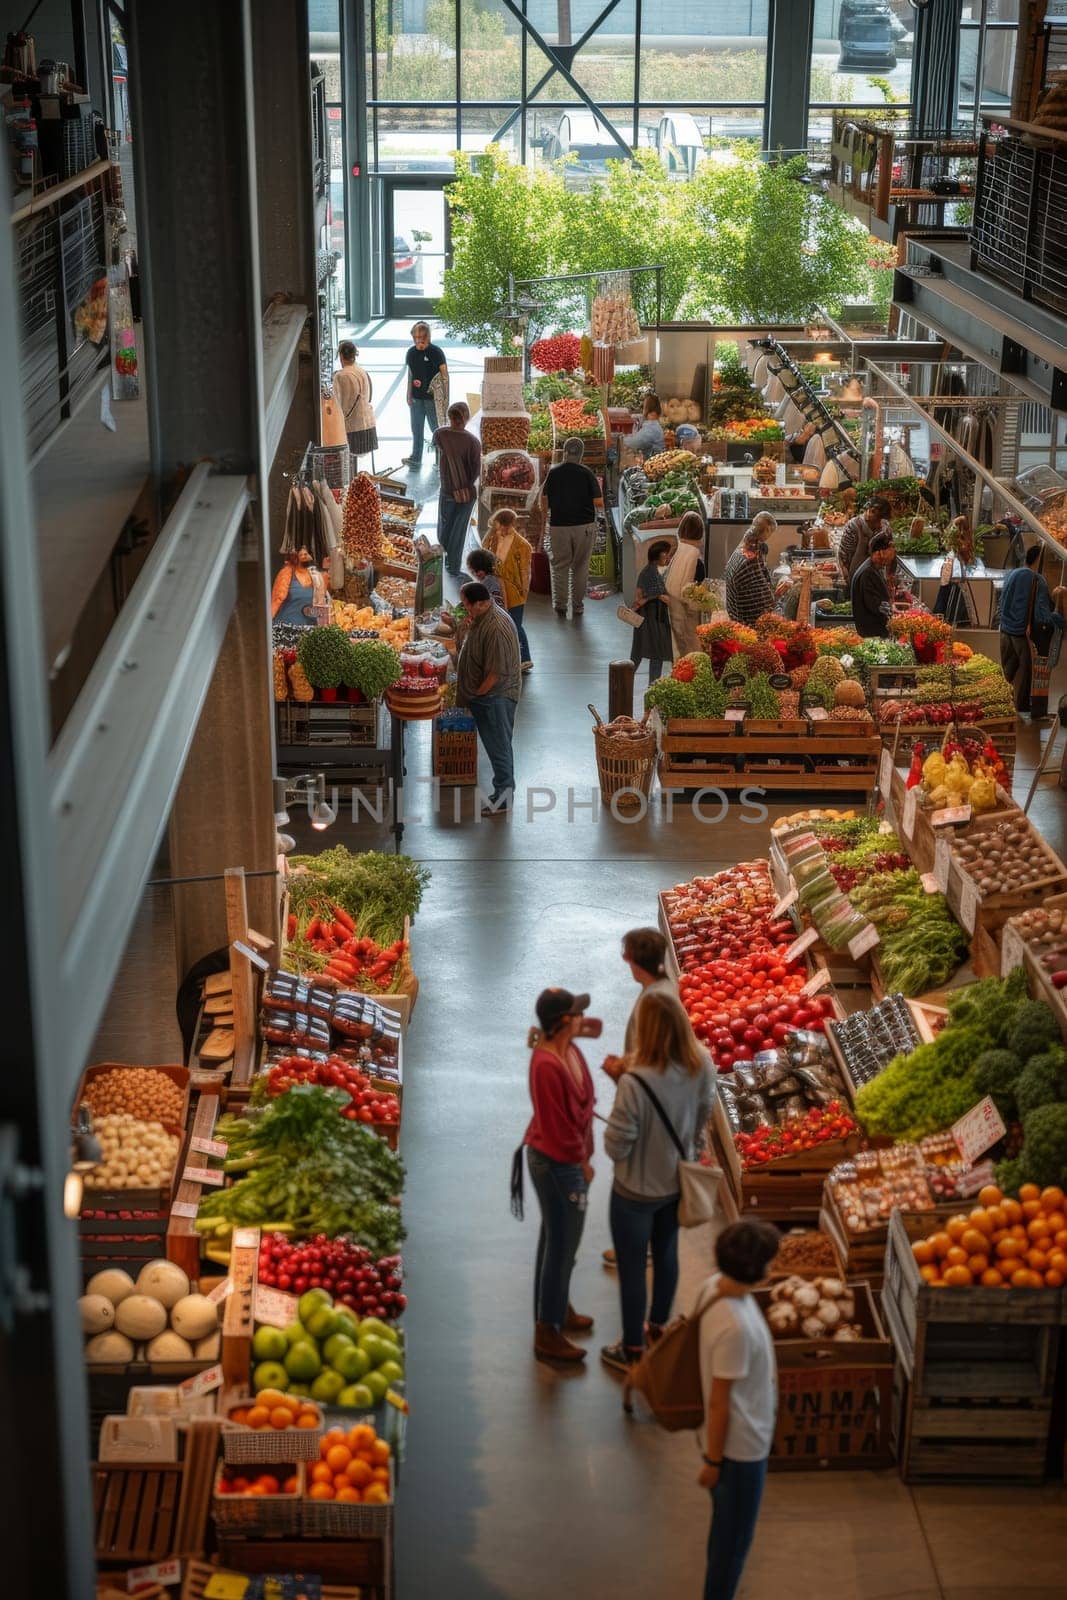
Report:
286,915,297,940
331,921,350,945
333,905,355,933
306,918,322,942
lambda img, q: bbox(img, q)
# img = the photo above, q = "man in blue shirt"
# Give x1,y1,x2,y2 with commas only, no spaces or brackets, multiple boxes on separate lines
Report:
999,545,1066,717
628,397,665,460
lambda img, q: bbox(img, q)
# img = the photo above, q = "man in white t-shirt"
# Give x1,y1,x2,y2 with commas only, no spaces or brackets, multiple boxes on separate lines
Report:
696,1220,780,1600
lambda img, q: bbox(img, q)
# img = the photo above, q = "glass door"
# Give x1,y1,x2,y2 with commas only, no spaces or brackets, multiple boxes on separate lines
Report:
383,179,450,317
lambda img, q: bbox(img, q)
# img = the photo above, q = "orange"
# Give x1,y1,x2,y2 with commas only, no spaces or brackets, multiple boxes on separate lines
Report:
980,1268,1003,1287
1045,1211,1066,1234
912,1240,935,1266
231,1477,250,1493
371,1466,390,1485
986,1206,1007,1231
969,1208,995,1236
996,1237,1023,1260
296,1411,320,1429
310,1462,334,1486
371,1438,391,1464
977,1184,1003,1208
1044,1269,1064,1287
1002,1198,1023,1224
966,1253,990,1277
919,1264,939,1284
943,1265,972,1286
336,1486,362,1503
960,1228,988,1257
1019,1182,1040,1203
229,1407,250,1425
346,1458,373,1488
283,1476,298,1494
1027,1217,1051,1241
322,1427,347,1449
1055,1230,1067,1250
1041,1186,1065,1210
246,1405,271,1430
363,1483,390,1504
325,1444,352,1473
944,1245,968,1268
347,1424,376,1451
1012,1268,1043,1288
256,1389,288,1412
1048,1249,1067,1275
308,1482,334,1500
256,1475,279,1495
270,1407,294,1430
927,1231,952,1259
1011,1224,1028,1242
1027,1249,1050,1273
333,1473,351,1491
247,1484,268,1495
946,1215,970,1243
1021,1200,1042,1221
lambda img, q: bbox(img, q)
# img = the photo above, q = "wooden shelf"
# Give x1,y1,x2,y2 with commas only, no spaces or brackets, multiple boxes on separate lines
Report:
11,157,110,224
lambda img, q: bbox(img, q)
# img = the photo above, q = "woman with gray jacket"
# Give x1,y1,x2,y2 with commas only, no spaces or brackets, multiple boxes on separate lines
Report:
600,989,716,1373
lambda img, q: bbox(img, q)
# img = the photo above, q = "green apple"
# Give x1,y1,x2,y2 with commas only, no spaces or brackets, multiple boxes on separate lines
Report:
377,1358,404,1386
310,1369,346,1403
357,1318,397,1344
337,1382,375,1409
284,1320,311,1347
306,1306,340,1342
333,1343,371,1382
323,1333,356,1367
287,1382,310,1398
297,1288,332,1325
362,1369,389,1404
252,1361,289,1393
252,1326,288,1363
360,1335,396,1369
284,1341,322,1382
334,1310,360,1341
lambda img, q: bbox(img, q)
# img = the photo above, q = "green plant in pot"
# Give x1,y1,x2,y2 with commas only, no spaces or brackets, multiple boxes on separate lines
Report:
297,625,356,701
343,639,402,702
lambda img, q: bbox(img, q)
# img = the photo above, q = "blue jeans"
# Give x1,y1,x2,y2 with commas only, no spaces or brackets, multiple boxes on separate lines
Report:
468,693,516,799
705,1458,768,1600
408,395,437,461
609,1188,680,1348
508,604,532,665
438,493,473,574
527,1147,588,1329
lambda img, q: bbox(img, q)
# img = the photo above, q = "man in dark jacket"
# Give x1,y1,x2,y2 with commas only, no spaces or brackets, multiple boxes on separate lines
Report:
851,531,896,638
434,403,481,575
838,497,890,584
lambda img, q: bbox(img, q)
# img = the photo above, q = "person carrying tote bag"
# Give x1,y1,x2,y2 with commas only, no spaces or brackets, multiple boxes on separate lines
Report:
601,989,717,1373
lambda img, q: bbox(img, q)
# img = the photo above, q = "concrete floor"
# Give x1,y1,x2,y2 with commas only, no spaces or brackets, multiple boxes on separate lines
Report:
333,323,1067,1598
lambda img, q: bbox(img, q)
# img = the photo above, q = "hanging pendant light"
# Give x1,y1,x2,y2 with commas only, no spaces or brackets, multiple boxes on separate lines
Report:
763,372,785,405
779,397,807,433
819,456,840,492
837,374,866,405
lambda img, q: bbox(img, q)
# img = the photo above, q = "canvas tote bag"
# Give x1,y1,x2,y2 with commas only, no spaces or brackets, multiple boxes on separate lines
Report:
630,1074,724,1228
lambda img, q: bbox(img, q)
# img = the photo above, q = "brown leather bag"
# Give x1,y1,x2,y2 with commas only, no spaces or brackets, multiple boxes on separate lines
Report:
622,1282,719,1431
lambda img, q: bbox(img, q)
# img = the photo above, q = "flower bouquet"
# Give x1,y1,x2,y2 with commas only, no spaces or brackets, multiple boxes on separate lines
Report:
888,609,953,664
682,579,726,614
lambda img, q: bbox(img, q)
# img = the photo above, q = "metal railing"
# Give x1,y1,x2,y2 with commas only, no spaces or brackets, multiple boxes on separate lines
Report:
971,115,1067,316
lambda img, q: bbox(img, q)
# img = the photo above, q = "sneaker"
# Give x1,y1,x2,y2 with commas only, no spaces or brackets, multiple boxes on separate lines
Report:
402,455,421,466
481,792,513,817
600,1341,643,1374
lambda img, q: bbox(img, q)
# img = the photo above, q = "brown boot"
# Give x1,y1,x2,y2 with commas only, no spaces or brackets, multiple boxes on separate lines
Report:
534,1322,587,1362
564,1304,594,1333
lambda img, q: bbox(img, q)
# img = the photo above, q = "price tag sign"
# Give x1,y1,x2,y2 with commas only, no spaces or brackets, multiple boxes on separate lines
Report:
127,1559,181,1591
958,876,979,936
848,923,880,961
771,887,798,920
902,786,918,840
805,704,828,721
183,1165,225,1187
207,1277,232,1305
232,938,271,973
770,673,791,690
254,1285,299,1328
784,926,819,965
801,966,833,997
232,1227,261,1249
956,1159,997,1199
203,1575,249,1600
930,803,971,828
191,1136,228,1159
951,1096,1007,1165
170,1200,198,1220
921,871,940,895
934,834,951,893
1001,924,1026,976
178,1362,223,1399
879,747,893,797
725,706,747,722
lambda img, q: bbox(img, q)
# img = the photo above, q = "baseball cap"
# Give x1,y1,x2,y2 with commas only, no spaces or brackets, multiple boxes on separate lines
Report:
675,424,700,443
535,988,590,1031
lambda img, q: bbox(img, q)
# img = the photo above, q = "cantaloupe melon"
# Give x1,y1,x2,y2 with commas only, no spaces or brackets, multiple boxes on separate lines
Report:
146,1331,194,1362
86,1267,135,1305
85,1330,135,1364
170,1293,218,1341
135,1260,190,1309
79,1294,116,1335
114,1293,168,1340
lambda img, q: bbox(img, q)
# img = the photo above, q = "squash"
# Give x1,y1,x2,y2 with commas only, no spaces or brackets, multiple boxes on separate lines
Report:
833,679,866,708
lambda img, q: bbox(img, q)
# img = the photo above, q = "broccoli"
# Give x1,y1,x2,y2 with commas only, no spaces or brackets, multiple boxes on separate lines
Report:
972,1047,1024,1120
1015,1047,1067,1120
1007,1000,1062,1063
994,1154,1026,1194
946,968,1028,1045
1013,1103,1067,1189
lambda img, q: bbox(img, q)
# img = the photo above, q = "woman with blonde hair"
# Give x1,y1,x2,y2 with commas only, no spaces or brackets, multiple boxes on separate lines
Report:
601,989,716,1372
482,506,534,672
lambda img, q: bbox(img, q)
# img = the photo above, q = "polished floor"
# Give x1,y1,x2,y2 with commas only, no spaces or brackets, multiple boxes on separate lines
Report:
334,324,1067,1598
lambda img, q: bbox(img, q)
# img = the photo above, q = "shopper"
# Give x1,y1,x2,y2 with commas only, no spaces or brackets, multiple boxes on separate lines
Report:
465,548,505,606
665,511,707,659
1000,544,1067,718
541,437,602,618
403,321,448,467
523,988,596,1363
696,1219,781,1600
628,538,673,684
434,403,481,575
270,547,327,625
482,506,534,673
332,341,377,460
455,581,521,815
600,990,716,1372
837,496,890,584
674,423,702,456
628,395,665,460
850,531,896,639
724,520,777,626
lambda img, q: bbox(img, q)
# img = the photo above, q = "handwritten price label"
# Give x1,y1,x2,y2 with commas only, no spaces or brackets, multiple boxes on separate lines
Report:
878,748,893,796
902,787,918,840
784,926,819,965
921,872,940,895
934,834,951,893
771,887,798,920
232,1227,261,1249
958,876,979,936
1001,924,1026,976
127,1559,181,1591
254,1285,299,1329
801,966,833,997
806,705,828,721
190,1136,228,1159
952,1096,1007,1165
178,1362,223,1399
207,1278,232,1305
170,1200,198,1220
930,803,971,828
725,707,747,722
848,923,880,961
183,1165,225,1187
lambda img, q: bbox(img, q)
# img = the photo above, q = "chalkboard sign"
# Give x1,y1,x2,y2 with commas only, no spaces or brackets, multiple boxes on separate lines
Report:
722,671,747,689
770,673,791,690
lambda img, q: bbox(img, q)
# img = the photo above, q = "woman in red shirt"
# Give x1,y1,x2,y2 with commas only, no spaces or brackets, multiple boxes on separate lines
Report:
524,988,596,1363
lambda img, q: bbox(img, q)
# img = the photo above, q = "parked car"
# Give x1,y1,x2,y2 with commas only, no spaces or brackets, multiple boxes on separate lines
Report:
655,114,707,180
838,0,898,71
393,234,422,290
538,110,630,186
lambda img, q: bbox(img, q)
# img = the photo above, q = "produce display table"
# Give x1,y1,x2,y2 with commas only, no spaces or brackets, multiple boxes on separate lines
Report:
655,713,881,795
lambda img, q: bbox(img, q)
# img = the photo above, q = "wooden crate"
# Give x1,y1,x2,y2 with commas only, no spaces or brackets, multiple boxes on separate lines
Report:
1003,900,1067,1043
76,1065,191,1213
165,1091,223,1279
712,1102,860,1226
93,1462,184,1564
892,1367,1054,1484
432,722,478,786
217,1535,390,1592
946,812,1067,936
756,1282,894,1470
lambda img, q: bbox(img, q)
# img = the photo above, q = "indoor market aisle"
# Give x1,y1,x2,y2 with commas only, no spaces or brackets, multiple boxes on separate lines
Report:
337,324,1067,1599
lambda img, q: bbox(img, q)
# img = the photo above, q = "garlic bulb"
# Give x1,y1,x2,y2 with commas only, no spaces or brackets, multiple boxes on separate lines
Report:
815,1298,841,1328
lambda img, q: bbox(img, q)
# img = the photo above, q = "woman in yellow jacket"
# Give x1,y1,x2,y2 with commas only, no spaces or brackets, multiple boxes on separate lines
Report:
482,508,534,672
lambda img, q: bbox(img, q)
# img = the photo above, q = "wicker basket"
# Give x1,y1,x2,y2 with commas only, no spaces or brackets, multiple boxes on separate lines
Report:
593,721,658,809
222,1405,324,1463
302,1464,394,1538
212,1462,304,1536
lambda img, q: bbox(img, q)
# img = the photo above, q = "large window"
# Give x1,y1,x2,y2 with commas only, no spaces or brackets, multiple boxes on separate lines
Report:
959,0,1018,122
808,0,915,154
